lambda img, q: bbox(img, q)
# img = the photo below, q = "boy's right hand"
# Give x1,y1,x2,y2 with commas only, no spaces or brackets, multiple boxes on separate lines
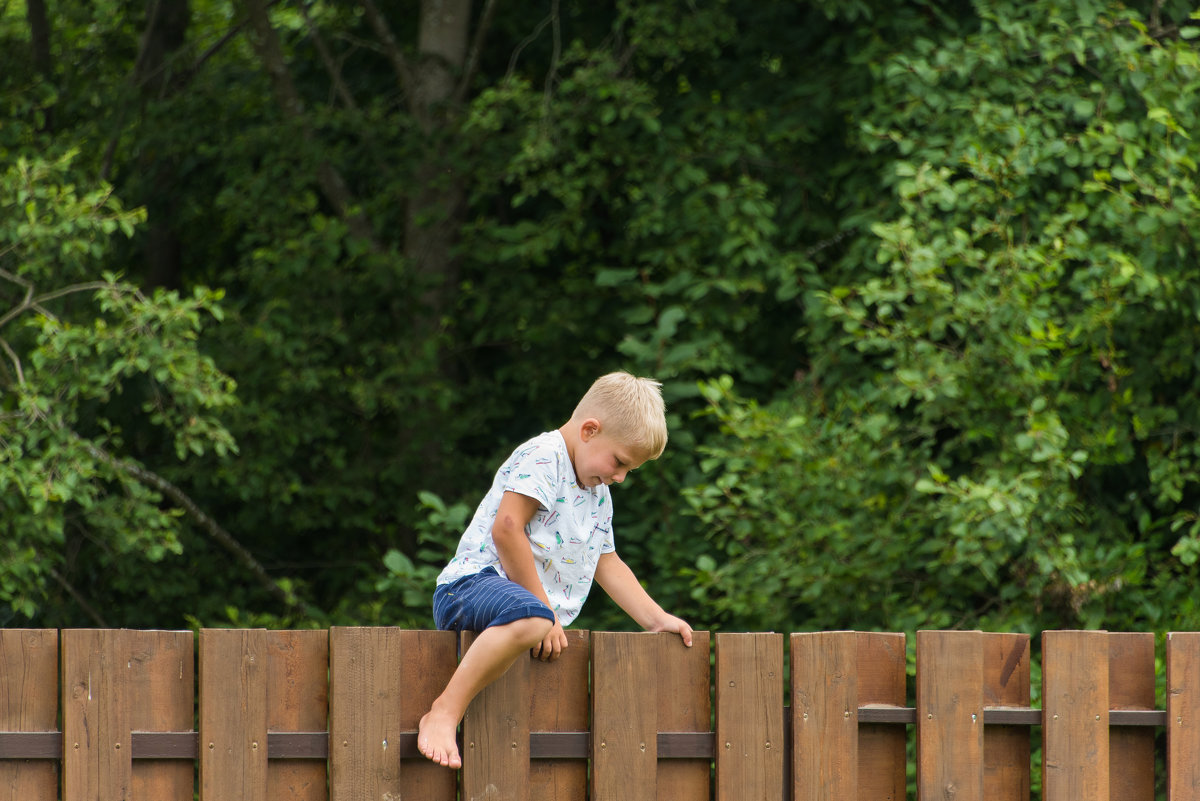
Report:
532,618,568,661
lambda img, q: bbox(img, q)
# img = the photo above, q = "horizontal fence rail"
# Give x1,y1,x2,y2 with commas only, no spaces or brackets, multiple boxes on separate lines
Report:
1,628,1199,799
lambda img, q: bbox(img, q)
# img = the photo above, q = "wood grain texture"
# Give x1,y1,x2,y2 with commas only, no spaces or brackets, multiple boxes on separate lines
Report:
792,631,857,801
1168,632,1200,801
1042,630,1109,801
916,630,984,801
0,629,58,801
592,632,657,801
716,632,783,801
200,628,269,801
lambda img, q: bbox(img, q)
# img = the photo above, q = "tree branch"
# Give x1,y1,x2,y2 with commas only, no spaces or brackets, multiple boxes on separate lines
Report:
360,0,416,105
452,0,498,105
0,270,110,330
81,439,317,618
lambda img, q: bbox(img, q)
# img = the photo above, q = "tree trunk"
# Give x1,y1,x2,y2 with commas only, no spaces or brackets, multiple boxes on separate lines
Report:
405,0,471,343
26,0,53,131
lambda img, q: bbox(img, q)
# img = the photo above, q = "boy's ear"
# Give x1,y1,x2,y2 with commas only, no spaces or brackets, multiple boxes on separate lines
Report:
580,418,602,441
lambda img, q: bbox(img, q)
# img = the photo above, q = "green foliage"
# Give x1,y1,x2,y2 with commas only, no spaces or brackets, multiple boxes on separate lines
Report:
686,0,1200,636
0,153,236,625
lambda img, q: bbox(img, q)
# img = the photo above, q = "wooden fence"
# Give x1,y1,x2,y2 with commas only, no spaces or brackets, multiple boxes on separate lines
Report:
2,628,1200,800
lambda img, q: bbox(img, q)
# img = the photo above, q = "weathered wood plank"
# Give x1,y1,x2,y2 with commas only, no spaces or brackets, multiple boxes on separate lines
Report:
462,630,530,801
530,630,590,800
1042,630,1109,801
396,629,458,799
129,630,194,801
266,630,329,801
0,629,58,801
200,629,269,801
1168,631,1200,801
329,626,404,801
1109,632,1155,801
917,630,984,801
592,632,657,801
792,631,857,801
716,632,784,801
657,630,711,801
983,632,1031,801
856,631,907,801
62,629,132,801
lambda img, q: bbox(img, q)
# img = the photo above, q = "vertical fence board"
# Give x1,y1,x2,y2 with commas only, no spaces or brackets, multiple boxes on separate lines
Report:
1042,630,1109,801
917,631,984,801
1169,632,1200,801
462,631,530,801
266,630,328,801
129,631,194,801
592,632,657,801
792,632,857,801
0,630,58,801
657,630,711,801
716,632,784,801
1109,632,1155,801
329,627,404,801
200,629,268,801
983,632,1031,801
856,632,907,801
529,630,590,801
396,629,458,800
62,629,132,801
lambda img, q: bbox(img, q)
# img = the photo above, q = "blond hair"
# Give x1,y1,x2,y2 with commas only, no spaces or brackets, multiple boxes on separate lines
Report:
572,372,668,459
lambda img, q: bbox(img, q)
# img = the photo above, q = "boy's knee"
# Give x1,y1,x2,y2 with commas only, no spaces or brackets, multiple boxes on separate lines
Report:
508,615,553,648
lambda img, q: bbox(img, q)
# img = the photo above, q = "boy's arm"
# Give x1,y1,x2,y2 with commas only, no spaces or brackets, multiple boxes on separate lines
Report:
594,551,693,647
491,491,570,659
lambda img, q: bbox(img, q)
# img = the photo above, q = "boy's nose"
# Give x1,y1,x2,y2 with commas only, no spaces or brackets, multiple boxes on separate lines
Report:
612,471,627,484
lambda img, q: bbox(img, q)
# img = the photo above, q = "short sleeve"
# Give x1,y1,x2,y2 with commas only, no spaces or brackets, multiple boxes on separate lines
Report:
500,441,561,511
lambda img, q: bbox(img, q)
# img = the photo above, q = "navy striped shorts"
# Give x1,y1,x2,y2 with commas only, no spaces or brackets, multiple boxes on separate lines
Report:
433,566,556,632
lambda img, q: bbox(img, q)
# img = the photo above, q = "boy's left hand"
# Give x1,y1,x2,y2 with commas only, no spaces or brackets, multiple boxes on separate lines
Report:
649,614,693,648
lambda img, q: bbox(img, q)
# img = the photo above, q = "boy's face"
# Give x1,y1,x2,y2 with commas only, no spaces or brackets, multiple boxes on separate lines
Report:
575,421,649,489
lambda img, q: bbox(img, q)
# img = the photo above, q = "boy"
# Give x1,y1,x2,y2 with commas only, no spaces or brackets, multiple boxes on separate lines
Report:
418,372,694,769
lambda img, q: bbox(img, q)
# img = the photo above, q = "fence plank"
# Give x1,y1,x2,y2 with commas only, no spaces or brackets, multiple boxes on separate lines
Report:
658,630,711,801
1042,630,1109,801
1168,632,1200,801
856,631,907,801
462,631,530,801
592,632,658,801
129,630,195,801
62,629,133,801
266,630,328,801
329,627,404,801
716,632,784,801
396,629,458,800
983,632,1031,801
529,630,590,801
0,630,58,801
917,630,984,801
1109,632,1155,801
792,631,857,801
200,629,269,801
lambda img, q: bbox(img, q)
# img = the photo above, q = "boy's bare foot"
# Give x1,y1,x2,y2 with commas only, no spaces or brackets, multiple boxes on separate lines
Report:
417,709,462,769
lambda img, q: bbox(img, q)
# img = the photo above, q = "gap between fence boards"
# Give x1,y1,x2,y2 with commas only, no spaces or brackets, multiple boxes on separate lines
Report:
0,706,1167,761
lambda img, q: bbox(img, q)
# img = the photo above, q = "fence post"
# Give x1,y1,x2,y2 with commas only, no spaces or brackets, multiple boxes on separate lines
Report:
200,629,269,801
328,627,405,801
462,630,531,801
716,632,784,801
1042,630,1110,801
130,630,195,801
792,631,857,801
265,630,329,801
62,629,134,800
0,629,58,801
592,632,659,801
529,630,591,800
983,632,1031,801
1168,632,1200,801
916,630,985,801
1109,632,1156,801
657,630,711,801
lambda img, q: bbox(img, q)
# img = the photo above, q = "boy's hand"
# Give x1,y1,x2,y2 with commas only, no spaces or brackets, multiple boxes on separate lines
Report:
532,618,569,661
650,614,694,648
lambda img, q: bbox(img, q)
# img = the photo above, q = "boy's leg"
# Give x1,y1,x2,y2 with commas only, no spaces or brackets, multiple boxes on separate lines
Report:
418,614,553,768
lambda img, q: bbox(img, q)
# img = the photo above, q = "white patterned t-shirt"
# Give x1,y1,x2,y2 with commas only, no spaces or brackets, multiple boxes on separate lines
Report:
435,430,616,625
